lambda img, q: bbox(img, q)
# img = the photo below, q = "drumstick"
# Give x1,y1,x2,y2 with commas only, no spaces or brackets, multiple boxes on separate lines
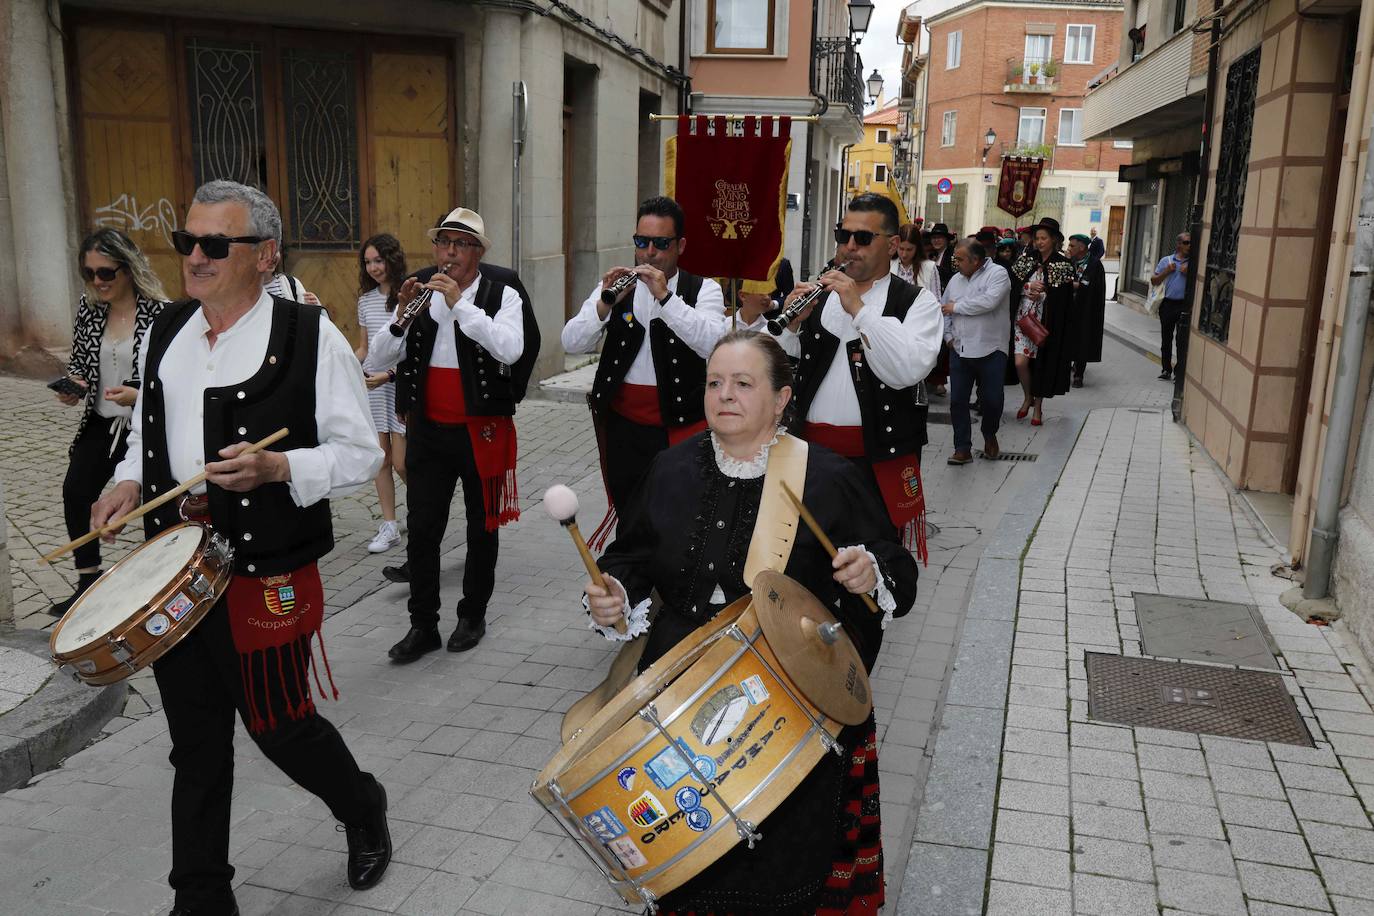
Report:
41,427,290,565
780,481,881,615
543,485,627,634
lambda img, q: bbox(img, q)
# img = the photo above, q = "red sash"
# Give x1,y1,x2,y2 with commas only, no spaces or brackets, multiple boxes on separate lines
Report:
225,563,339,733
804,423,928,565
611,383,663,428
424,366,467,424
467,417,520,531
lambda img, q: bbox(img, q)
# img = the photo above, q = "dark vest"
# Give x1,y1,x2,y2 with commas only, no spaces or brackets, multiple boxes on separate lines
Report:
140,297,331,576
793,276,927,459
588,270,707,427
395,272,518,419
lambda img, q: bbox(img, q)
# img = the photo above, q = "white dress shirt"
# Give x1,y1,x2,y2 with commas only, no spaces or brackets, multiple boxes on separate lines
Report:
941,258,1012,359
115,291,382,507
561,272,726,384
369,270,525,372
780,274,943,426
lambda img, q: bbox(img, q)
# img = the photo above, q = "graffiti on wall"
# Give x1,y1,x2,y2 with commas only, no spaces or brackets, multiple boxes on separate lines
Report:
93,195,178,247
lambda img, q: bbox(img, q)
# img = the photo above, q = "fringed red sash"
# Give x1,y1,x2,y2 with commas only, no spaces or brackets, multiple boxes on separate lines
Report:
804,423,928,565
587,387,706,551
225,563,339,734
467,417,519,531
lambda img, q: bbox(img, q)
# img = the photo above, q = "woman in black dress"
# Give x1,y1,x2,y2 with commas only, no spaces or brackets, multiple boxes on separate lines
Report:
1010,217,1076,425
585,330,919,914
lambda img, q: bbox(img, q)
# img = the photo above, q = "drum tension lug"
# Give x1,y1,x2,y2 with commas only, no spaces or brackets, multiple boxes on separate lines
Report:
736,820,762,849
820,730,843,757
187,573,213,600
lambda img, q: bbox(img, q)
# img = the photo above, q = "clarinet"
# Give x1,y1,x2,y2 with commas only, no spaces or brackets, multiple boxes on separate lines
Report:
389,264,455,337
766,263,847,335
600,271,638,305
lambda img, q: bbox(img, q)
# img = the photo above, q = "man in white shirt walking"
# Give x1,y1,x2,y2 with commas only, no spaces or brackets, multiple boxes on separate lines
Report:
92,179,390,915
941,239,1012,464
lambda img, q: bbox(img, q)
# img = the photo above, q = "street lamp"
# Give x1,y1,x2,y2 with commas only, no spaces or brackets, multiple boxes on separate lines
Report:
848,0,875,39
983,128,997,159
866,69,884,104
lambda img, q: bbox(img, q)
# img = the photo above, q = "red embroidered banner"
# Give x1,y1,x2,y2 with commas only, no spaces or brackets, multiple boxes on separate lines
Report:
997,156,1046,218
672,115,791,282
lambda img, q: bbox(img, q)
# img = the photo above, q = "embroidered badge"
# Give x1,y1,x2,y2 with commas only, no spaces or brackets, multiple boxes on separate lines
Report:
263,585,296,616
901,465,920,498
480,422,496,442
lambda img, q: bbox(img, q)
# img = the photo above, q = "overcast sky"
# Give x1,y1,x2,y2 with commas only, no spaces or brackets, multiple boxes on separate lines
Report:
862,0,965,111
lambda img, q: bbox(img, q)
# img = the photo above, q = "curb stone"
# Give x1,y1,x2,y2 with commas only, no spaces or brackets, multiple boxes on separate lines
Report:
0,629,125,791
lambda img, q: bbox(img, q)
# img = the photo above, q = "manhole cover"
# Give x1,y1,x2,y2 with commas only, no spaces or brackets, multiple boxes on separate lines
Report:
1085,652,1312,746
976,451,1037,462
1134,594,1278,670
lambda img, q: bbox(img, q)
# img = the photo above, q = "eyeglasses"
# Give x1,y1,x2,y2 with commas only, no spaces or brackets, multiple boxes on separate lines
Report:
834,227,890,247
433,236,483,251
632,235,679,251
171,231,267,259
81,265,125,282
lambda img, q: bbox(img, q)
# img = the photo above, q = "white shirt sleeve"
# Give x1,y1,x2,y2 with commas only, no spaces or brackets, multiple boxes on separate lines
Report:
113,329,153,486
368,321,406,371
658,277,727,359
561,283,611,354
284,314,384,507
853,287,944,388
777,325,800,358
454,285,524,365
953,264,1011,316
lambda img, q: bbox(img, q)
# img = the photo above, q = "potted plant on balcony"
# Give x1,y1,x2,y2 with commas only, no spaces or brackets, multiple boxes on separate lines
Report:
1028,62,1041,85
1043,60,1058,82
1012,62,1024,84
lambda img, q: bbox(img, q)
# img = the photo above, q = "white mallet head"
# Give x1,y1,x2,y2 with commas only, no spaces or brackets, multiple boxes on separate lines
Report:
543,485,580,525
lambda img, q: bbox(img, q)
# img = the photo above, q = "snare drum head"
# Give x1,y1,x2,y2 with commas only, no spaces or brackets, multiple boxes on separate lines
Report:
53,525,204,654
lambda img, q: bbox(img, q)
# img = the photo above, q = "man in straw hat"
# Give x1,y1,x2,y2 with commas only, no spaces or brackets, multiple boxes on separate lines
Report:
368,206,528,663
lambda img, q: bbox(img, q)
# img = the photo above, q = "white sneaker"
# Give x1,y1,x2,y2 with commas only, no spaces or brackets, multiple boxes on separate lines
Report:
368,520,401,553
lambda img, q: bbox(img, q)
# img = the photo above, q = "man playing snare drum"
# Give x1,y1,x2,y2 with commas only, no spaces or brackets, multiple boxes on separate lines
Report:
92,179,390,916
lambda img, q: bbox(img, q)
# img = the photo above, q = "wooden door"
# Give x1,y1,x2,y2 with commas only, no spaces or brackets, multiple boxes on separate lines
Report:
74,23,184,297
1107,205,1125,258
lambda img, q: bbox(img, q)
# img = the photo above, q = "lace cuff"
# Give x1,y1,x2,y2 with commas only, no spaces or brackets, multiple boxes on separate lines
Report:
843,544,898,629
583,574,651,642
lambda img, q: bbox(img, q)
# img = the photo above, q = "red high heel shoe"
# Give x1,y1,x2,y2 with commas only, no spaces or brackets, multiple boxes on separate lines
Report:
1016,406,1030,420
1031,412,1043,426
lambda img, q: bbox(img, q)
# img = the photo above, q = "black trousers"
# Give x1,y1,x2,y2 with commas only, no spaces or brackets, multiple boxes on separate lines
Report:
1158,298,1189,372
405,419,498,629
153,598,376,912
62,418,129,570
605,408,670,511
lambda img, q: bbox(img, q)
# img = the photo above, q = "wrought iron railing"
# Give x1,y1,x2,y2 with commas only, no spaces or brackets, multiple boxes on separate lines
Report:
1004,56,1061,89
814,38,864,120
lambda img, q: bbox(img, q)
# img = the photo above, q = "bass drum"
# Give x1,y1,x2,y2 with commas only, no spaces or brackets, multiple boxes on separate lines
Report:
530,572,871,910
50,522,232,685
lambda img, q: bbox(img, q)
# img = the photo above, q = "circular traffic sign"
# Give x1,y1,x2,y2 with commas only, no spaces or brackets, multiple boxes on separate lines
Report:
936,177,953,194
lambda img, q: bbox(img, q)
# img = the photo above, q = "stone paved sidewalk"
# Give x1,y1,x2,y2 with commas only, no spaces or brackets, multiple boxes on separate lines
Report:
909,406,1374,915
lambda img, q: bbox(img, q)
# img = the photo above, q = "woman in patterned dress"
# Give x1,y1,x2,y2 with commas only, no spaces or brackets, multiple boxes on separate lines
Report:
51,228,168,615
1011,218,1076,426
354,234,409,553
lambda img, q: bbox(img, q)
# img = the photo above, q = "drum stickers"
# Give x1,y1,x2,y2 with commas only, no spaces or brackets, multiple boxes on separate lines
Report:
691,684,749,746
164,593,194,622
583,806,627,843
608,836,648,869
144,613,171,637
645,738,696,790
616,767,636,791
627,791,667,828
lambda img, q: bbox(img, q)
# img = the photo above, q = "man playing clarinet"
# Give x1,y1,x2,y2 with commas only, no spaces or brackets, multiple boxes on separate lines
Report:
91,179,390,916
776,193,944,556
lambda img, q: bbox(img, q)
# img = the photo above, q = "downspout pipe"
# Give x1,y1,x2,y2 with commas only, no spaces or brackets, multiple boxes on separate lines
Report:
1291,0,1374,562
1304,117,1374,600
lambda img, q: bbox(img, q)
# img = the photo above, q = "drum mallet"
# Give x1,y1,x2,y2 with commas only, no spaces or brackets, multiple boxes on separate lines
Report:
41,427,290,565
543,485,627,634
781,481,881,617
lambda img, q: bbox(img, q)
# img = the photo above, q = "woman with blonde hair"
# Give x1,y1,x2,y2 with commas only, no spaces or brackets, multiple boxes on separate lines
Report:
50,227,169,615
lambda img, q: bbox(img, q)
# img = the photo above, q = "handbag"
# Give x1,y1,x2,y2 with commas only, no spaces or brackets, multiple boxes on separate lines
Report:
1017,312,1049,347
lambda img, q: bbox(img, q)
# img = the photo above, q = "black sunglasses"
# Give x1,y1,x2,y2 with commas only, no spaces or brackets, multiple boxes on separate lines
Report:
834,227,890,247
81,265,125,282
171,230,267,259
632,235,679,251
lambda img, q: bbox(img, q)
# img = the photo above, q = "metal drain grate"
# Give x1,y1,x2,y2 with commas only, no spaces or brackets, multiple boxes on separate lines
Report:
977,451,1038,462
1084,652,1313,746
1134,593,1279,670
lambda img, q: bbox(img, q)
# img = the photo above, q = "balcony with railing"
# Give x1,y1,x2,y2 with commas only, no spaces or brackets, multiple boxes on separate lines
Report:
1004,57,1061,93
814,37,865,122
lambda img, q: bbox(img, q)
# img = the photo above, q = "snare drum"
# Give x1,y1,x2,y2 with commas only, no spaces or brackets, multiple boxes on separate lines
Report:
50,522,232,685
531,574,865,910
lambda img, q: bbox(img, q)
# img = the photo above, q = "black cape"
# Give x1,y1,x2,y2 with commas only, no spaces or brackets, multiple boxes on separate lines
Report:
1072,256,1106,364
598,432,919,913
1013,251,1077,399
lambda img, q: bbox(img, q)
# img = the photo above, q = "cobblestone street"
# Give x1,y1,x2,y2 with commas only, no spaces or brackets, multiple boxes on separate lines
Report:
0,340,1235,916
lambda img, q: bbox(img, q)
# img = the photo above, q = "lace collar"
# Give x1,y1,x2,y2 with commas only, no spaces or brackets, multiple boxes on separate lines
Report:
709,426,786,480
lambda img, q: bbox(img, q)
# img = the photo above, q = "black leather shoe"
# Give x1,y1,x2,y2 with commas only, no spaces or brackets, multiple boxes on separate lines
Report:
168,903,238,916
48,571,101,617
344,782,391,890
387,627,440,663
382,562,410,584
447,618,485,652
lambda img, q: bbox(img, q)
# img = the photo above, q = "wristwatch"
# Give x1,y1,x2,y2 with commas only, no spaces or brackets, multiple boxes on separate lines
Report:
657,291,673,307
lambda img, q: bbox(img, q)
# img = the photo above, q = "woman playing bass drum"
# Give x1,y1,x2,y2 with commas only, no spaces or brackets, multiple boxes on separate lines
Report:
584,330,919,915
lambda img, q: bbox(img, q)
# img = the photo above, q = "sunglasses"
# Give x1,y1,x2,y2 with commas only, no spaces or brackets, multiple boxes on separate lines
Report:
434,236,483,250
81,265,125,282
171,231,267,259
834,227,890,247
632,235,679,251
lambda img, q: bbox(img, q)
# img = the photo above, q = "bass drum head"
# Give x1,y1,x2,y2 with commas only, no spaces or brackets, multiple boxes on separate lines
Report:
53,525,204,655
